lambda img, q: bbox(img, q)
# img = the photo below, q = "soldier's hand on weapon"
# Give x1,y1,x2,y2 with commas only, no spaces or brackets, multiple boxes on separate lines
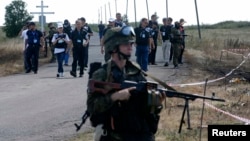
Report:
111,87,136,101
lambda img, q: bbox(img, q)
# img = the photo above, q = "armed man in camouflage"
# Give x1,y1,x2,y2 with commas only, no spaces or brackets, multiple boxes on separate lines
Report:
171,21,183,69
87,26,165,141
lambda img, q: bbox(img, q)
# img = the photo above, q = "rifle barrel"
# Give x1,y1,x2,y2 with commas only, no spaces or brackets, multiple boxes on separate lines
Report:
158,88,225,102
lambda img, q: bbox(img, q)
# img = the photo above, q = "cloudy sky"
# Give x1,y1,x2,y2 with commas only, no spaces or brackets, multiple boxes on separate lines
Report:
0,0,249,26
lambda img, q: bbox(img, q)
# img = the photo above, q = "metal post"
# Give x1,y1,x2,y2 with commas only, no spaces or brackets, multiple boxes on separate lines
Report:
166,0,168,18
115,0,117,14
109,2,111,17
98,8,100,23
146,0,149,20
194,0,201,39
126,0,128,18
41,0,44,32
134,0,137,27
105,4,107,24
101,6,103,22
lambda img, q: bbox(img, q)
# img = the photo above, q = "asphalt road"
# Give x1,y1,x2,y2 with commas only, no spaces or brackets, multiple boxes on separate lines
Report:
0,33,190,141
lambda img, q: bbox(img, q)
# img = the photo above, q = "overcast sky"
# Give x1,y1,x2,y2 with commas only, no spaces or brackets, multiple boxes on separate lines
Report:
1,0,250,26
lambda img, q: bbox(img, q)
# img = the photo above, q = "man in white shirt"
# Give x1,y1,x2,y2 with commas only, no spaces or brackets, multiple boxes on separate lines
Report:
19,22,29,70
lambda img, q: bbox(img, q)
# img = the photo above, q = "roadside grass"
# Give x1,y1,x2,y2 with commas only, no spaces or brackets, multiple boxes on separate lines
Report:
0,36,50,76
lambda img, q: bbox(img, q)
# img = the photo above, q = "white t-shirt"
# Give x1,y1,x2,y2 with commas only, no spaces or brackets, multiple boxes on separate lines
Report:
20,29,28,49
51,33,70,54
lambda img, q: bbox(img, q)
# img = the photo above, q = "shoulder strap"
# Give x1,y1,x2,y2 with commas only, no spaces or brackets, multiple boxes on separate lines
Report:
106,60,112,82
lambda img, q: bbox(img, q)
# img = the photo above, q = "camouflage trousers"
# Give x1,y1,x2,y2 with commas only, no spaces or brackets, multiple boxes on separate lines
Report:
172,43,182,66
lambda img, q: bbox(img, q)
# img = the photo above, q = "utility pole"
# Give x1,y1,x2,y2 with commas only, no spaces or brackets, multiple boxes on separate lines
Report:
105,4,107,24
109,2,112,17
115,0,117,14
194,0,201,39
30,0,54,32
134,0,137,27
101,6,103,22
146,0,149,20
166,0,168,18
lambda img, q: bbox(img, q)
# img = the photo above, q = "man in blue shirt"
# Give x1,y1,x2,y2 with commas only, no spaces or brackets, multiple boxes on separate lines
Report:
25,22,44,74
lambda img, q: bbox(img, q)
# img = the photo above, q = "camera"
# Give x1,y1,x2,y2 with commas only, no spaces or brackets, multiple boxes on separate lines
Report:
57,34,65,39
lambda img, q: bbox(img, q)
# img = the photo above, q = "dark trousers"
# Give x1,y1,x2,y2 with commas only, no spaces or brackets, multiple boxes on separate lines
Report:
169,44,173,62
72,47,85,75
148,41,157,64
173,43,181,66
178,43,185,63
83,44,89,67
25,45,40,72
136,45,149,71
50,44,56,62
23,50,28,70
56,52,65,73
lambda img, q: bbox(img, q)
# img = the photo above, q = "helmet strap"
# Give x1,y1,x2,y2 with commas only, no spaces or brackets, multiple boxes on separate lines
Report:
117,47,130,60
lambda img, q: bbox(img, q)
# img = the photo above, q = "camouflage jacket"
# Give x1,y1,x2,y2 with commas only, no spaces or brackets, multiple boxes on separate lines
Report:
171,27,183,44
87,60,161,136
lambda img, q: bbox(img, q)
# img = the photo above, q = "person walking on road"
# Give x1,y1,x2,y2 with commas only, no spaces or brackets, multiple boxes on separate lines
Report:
101,18,116,62
51,23,71,78
25,22,44,74
171,21,183,69
70,20,89,77
160,17,173,67
134,18,153,71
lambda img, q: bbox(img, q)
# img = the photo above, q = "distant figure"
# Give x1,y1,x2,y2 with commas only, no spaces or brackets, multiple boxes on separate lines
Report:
134,18,152,71
148,14,159,29
70,20,89,77
46,23,57,63
98,21,105,43
19,22,30,70
25,22,44,74
63,19,72,66
51,23,71,78
80,17,93,69
148,22,159,65
178,18,186,64
100,18,115,62
171,21,183,69
115,12,126,27
160,17,173,67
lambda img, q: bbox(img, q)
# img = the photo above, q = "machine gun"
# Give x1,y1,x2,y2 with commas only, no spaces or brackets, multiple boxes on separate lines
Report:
74,79,225,133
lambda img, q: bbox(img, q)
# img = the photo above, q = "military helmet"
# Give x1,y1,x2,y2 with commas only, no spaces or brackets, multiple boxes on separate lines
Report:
103,26,135,53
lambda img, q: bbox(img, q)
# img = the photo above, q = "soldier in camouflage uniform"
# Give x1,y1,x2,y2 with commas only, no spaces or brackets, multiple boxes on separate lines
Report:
47,23,57,63
87,26,165,141
171,21,183,69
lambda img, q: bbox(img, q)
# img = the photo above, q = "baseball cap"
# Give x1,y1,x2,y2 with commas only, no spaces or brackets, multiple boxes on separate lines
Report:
108,18,115,22
57,23,63,28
